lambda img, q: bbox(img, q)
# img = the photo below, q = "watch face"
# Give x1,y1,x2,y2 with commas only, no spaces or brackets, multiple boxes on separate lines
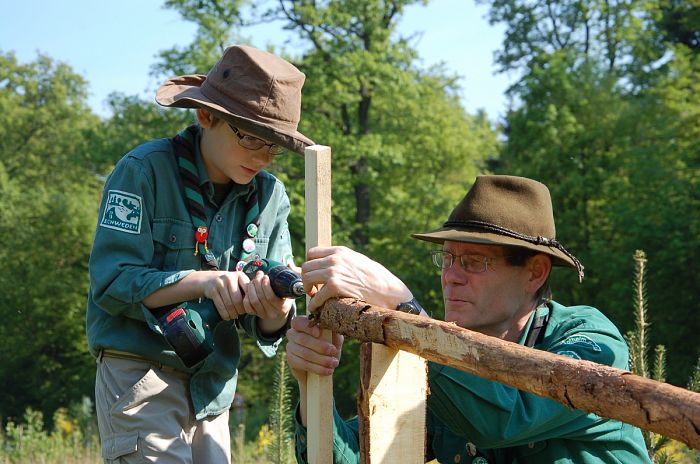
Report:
398,299,422,315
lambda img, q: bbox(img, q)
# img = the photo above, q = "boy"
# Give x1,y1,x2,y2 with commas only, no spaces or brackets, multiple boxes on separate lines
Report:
87,45,312,463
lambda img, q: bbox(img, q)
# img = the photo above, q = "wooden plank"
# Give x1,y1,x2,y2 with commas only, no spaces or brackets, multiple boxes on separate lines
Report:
358,343,427,464
317,297,700,451
304,145,333,464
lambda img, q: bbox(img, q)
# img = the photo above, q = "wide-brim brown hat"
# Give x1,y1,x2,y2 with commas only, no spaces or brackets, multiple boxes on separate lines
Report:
156,44,314,155
412,175,584,281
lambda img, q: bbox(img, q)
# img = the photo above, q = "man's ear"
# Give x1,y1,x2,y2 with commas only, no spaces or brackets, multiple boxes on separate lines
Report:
195,108,214,128
526,254,551,294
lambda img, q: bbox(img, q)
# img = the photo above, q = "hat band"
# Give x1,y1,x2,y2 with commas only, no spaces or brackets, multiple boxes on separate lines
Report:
443,220,584,281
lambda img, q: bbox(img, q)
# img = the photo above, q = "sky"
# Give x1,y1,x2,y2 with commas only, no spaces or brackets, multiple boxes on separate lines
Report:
1,0,513,121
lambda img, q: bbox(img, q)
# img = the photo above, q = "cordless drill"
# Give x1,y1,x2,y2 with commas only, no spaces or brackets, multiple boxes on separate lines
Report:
156,258,304,367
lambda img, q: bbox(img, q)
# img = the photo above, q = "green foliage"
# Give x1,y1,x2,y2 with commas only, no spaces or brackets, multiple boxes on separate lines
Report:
486,0,700,385
266,352,295,463
656,0,700,53
154,0,250,77
625,250,672,462
687,359,700,393
84,93,193,175
627,250,651,379
0,403,100,463
0,51,100,424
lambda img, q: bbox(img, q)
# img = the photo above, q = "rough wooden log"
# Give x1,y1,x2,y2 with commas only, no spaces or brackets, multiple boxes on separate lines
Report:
315,297,700,450
358,343,427,463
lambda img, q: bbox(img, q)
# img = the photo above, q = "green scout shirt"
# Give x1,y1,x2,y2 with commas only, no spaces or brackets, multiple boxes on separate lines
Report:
86,126,294,419
294,301,652,463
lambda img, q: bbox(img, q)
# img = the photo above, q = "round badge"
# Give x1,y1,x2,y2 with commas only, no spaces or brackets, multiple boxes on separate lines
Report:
473,458,489,464
235,260,246,271
246,223,258,238
242,238,256,253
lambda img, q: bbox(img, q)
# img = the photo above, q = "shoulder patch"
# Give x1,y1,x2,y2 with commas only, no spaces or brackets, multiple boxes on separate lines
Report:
100,190,143,234
561,334,602,352
556,350,582,360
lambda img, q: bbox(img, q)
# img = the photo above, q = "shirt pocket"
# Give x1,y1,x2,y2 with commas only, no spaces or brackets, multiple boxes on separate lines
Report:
252,237,269,259
152,219,197,271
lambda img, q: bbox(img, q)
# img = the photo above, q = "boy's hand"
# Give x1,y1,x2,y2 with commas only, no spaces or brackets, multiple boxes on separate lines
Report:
203,271,249,320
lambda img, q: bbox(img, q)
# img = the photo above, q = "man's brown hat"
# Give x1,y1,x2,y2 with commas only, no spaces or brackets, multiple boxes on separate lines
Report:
156,44,314,155
412,175,584,281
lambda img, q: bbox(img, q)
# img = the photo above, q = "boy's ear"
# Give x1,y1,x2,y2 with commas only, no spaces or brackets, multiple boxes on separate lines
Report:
195,108,214,128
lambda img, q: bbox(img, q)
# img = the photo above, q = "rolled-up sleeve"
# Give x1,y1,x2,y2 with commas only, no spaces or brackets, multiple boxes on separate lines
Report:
89,155,193,319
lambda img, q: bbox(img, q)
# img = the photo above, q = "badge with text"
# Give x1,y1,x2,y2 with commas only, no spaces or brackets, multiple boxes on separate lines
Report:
100,190,142,234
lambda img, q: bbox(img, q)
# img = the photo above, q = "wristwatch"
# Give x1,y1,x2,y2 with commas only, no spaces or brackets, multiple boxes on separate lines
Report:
396,297,424,315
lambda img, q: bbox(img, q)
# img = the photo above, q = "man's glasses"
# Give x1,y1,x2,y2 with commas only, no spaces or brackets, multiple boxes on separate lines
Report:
430,250,506,274
229,124,284,155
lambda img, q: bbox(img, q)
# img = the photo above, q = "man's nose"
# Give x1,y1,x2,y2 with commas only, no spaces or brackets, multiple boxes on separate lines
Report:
443,259,468,283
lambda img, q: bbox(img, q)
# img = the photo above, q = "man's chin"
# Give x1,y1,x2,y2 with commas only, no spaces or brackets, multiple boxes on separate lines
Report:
444,309,465,324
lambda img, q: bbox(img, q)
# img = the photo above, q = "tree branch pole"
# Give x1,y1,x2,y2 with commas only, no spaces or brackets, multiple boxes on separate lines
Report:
304,145,333,464
315,298,700,450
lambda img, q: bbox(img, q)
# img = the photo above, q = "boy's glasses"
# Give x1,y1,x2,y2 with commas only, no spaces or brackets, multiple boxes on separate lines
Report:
229,124,284,155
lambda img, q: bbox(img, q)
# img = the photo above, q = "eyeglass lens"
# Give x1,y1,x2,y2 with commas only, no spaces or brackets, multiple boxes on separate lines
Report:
229,124,284,155
431,251,489,273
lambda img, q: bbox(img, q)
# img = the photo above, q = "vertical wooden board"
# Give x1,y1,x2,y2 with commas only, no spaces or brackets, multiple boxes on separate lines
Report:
359,343,427,464
305,145,333,464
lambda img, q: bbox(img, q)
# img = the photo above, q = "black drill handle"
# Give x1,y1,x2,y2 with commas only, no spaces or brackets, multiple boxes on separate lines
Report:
242,258,305,299
267,265,305,299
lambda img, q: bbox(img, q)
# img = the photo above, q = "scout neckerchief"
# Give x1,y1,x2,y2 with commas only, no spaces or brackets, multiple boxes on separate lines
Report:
171,125,261,271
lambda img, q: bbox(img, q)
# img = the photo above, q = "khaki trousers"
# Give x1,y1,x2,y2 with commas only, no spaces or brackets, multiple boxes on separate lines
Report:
95,353,231,463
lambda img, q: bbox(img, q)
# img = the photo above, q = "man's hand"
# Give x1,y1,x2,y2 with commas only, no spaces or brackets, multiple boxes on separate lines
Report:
302,246,413,313
286,315,344,385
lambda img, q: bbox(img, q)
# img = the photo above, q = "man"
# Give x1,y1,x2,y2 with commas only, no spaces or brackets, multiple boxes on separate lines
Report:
287,175,651,463
87,45,313,463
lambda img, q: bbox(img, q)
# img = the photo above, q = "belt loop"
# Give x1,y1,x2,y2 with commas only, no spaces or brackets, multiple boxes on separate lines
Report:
96,349,104,363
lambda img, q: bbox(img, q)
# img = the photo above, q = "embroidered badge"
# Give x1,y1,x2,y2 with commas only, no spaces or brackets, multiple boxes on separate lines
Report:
556,350,582,360
561,335,602,352
100,190,142,234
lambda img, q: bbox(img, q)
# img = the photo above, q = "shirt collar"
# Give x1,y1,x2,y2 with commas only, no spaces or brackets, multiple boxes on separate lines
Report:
517,303,551,346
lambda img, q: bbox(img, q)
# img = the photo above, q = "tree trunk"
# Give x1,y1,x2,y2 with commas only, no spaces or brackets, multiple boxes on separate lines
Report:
315,298,700,450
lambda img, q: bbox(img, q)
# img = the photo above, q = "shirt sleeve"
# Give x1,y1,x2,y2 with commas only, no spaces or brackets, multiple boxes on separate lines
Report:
89,154,193,320
294,402,361,464
426,316,629,449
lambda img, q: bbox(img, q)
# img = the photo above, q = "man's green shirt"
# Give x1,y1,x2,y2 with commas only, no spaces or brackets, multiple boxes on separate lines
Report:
87,127,294,419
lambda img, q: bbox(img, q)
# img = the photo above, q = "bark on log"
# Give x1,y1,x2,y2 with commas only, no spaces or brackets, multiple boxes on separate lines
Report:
316,298,700,450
